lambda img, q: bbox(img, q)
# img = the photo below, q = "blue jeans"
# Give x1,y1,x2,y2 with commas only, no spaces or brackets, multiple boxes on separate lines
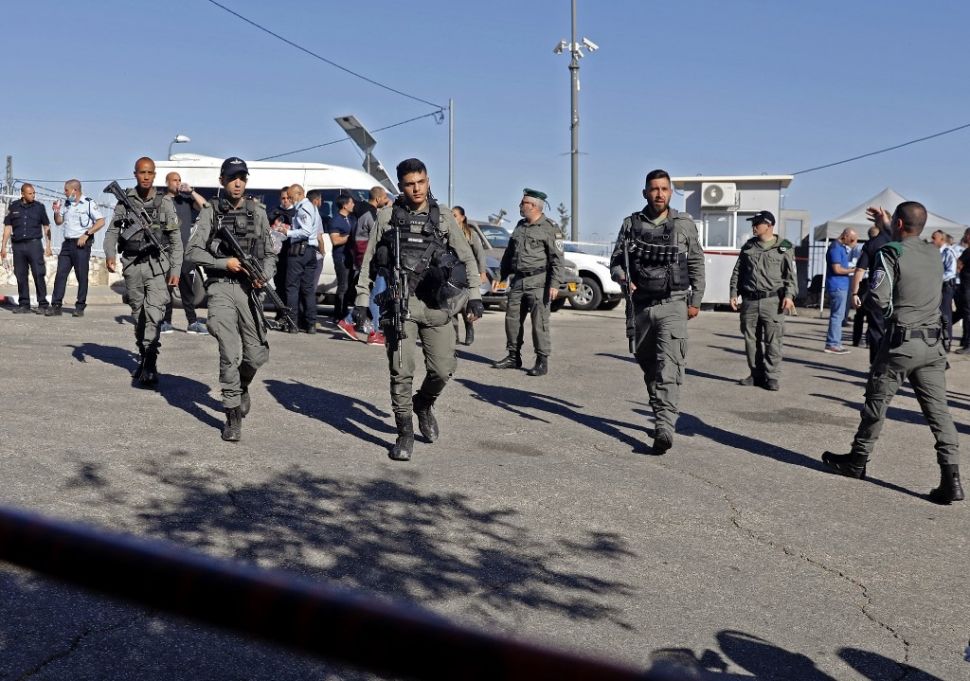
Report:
343,274,386,330
826,288,848,348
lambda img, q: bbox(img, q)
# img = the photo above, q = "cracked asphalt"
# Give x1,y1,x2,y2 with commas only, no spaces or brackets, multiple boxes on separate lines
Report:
0,295,967,680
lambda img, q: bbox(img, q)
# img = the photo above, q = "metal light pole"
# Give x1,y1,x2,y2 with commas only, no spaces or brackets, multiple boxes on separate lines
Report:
555,1,597,242
168,134,191,160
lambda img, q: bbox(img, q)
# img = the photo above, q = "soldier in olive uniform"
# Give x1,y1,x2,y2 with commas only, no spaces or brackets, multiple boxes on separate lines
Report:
610,169,706,455
729,210,797,391
354,158,484,461
823,201,963,504
492,189,564,377
185,157,277,442
104,157,182,389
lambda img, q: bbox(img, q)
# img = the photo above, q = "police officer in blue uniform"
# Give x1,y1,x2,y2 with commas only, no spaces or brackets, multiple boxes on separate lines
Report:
49,179,105,317
1,183,52,313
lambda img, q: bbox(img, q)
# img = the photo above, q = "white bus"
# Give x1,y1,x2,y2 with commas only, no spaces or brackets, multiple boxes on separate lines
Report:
154,153,390,304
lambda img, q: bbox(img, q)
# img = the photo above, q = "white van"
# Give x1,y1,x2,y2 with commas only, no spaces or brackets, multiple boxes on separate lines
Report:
154,153,388,304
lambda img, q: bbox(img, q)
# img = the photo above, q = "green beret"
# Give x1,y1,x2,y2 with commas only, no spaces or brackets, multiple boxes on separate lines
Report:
523,188,548,202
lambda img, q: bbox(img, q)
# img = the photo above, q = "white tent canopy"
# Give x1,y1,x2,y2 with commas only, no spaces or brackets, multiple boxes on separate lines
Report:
813,187,969,241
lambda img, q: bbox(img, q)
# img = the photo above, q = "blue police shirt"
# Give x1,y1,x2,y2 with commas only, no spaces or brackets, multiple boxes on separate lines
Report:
4,199,50,242
287,198,321,242
60,195,104,239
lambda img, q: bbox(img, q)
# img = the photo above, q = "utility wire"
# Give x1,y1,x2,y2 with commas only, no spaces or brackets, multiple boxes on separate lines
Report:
792,121,970,175
205,0,445,111
257,111,444,161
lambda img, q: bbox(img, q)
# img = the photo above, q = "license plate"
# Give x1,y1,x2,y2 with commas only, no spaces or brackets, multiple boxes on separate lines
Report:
567,282,577,292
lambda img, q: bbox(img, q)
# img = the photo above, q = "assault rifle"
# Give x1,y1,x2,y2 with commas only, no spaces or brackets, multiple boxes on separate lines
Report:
103,181,167,259
621,223,636,354
216,220,297,333
379,226,409,366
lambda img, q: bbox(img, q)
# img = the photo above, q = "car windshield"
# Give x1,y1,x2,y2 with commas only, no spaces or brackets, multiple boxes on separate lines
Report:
478,225,510,248
564,242,611,257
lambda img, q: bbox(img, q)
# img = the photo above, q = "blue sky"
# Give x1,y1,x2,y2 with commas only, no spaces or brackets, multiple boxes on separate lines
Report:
4,0,970,239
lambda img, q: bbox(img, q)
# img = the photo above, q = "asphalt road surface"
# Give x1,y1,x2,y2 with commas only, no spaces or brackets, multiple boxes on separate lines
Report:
0,299,967,680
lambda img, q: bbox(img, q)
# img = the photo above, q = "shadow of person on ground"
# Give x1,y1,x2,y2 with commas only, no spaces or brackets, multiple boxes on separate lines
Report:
264,379,393,448
69,342,223,430
457,378,649,451
838,647,946,681
69,342,138,374
812,391,970,437
663,411,925,501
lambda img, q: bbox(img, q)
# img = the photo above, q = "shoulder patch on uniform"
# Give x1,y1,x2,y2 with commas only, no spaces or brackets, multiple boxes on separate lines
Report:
882,241,903,256
779,239,793,252
554,239,564,252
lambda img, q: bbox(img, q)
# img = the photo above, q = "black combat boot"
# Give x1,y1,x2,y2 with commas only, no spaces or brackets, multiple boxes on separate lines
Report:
652,428,673,455
239,390,251,418
222,407,242,442
463,320,475,346
131,350,145,378
137,350,159,388
928,464,965,504
492,352,522,369
527,355,549,377
822,451,867,479
389,413,414,461
413,393,439,443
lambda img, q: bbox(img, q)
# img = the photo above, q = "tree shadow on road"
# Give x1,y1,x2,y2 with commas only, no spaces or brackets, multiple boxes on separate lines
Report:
457,378,649,451
0,457,641,678
264,379,393,448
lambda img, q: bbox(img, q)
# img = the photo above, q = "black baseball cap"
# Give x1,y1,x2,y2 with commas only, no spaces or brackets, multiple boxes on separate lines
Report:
746,210,776,227
220,157,249,178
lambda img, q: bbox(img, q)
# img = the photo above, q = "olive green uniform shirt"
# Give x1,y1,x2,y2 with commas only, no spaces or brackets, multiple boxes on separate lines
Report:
729,236,798,301
868,237,942,328
499,215,564,289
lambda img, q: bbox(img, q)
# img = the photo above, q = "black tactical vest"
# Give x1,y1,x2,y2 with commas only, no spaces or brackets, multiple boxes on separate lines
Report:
629,213,690,298
206,197,264,271
120,192,166,256
376,199,466,307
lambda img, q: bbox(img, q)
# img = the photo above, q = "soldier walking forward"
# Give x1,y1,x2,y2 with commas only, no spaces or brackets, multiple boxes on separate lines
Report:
354,158,484,461
185,157,277,442
104,157,182,388
609,169,706,455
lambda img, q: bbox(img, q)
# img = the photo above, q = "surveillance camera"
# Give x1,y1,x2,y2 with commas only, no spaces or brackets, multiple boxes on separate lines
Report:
553,40,568,54
582,37,599,52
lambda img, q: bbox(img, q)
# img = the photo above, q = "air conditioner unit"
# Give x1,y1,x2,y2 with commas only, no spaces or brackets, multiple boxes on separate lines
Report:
700,182,737,208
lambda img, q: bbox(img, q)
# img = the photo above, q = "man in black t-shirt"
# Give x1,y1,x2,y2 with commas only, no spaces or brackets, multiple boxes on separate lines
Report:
850,211,892,363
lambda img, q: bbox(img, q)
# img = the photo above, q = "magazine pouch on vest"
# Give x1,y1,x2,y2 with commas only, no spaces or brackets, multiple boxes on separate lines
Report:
205,197,264,278
630,215,689,299
120,193,166,257
380,200,464,310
